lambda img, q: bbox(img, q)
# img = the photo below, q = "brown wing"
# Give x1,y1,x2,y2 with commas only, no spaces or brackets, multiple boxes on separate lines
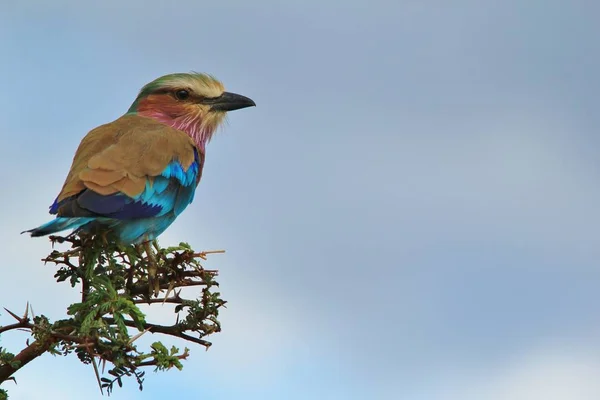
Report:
56,114,198,207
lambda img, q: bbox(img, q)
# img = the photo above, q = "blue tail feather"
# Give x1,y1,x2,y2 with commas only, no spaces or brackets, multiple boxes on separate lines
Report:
25,217,94,237
25,214,178,245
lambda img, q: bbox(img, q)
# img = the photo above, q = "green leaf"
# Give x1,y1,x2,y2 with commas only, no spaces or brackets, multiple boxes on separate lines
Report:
3,232,225,394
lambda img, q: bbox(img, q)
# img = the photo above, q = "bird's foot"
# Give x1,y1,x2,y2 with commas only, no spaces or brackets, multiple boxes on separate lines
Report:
143,241,161,297
98,230,111,246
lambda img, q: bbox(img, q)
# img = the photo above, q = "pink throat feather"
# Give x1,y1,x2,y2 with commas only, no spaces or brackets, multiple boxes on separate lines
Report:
137,109,216,152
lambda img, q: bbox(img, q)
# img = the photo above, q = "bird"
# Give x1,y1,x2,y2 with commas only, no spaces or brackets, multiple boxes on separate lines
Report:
24,72,255,246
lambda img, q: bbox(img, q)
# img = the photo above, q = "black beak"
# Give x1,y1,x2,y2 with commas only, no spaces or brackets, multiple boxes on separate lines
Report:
205,91,256,112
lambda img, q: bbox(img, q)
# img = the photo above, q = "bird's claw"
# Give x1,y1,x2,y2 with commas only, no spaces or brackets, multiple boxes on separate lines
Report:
143,241,161,297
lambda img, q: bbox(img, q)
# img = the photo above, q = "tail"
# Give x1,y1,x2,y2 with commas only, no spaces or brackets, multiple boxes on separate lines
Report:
23,217,94,237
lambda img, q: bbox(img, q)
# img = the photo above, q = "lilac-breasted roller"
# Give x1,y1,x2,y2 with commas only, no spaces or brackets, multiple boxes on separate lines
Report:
25,73,255,244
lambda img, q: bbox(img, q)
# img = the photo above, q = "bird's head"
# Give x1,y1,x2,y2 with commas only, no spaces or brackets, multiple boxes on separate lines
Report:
127,72,255,148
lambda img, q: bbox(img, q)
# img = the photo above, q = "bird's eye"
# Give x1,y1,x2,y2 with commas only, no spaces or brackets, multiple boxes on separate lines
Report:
175,89,190,100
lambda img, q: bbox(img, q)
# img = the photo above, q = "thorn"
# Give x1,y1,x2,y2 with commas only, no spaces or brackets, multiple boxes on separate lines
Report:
162,282,176,304
92,357,104,395
193,250,226,259
4,307,22,322
128,327,152,345
23,302,29,320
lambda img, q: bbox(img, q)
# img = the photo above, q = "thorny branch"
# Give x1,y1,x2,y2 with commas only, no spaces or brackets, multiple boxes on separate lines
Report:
0,233,227,397
103,318,213,348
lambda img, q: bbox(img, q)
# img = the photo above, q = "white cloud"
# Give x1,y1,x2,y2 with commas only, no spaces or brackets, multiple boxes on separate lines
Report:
451,344,600,400
375,341,600,400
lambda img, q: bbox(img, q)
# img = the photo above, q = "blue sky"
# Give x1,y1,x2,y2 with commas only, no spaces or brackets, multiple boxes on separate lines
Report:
1,1,600,399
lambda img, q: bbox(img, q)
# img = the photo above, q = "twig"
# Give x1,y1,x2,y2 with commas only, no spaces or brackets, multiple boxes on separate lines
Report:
0,340,56,382
103,318,212,348
133,297,184,305
129,278,213,297
136,353,189,367
0,322,30,335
